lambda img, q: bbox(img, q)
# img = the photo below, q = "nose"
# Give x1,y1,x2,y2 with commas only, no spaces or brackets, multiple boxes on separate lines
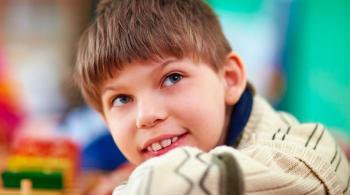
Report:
136,96,168,129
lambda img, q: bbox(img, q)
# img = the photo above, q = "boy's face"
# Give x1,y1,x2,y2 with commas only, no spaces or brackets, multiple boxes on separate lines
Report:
101,55,245,165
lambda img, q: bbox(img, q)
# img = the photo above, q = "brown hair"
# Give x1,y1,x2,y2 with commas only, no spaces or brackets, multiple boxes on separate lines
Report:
75,0,232,113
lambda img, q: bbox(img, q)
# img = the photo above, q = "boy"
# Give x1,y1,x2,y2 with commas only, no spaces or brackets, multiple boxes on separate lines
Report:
75,0,349,194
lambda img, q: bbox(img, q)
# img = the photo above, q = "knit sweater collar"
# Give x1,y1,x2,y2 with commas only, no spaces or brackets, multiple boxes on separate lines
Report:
225,87,254,146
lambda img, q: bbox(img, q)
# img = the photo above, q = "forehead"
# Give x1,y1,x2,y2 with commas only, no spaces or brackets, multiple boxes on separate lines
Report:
112,57,178,78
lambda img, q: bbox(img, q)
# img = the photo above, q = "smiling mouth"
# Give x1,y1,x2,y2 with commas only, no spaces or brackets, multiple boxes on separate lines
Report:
142,133,187,153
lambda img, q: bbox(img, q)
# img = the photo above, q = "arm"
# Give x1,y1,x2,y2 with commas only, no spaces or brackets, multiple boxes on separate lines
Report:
113,146,244,195
113,124,349,195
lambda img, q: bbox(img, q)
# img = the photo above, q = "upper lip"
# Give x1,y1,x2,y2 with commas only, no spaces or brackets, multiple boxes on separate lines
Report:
141,133,185,152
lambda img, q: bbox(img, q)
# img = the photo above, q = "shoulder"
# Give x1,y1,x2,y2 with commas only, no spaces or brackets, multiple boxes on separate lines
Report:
241,95,333,147
238,95,299,148
257,122,331,148
246,97,337,164
239,96,350,192
254,123,350,193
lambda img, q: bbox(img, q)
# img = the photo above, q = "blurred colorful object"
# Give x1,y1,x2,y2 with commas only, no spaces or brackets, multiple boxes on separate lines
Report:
59,106,127,171
1,136,79,192
2,170,63,190
0,49,23,144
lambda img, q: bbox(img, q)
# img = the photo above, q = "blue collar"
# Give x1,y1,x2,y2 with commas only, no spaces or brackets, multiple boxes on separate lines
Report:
224,87,253,146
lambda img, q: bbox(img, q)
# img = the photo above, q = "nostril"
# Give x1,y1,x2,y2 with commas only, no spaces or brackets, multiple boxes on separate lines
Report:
136,117,164,129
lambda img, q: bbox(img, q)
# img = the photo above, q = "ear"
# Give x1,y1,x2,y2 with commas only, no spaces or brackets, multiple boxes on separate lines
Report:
222,52,247,105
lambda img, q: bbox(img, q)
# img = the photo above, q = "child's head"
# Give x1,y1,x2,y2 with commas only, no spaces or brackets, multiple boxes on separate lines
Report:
75,0,247,164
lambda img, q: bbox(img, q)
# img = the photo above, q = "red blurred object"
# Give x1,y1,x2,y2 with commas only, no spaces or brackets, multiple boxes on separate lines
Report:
11,137,80,172
0,49,24,144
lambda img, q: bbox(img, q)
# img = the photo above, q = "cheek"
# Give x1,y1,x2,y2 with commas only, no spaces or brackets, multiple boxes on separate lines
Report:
108,121,125,149
108,123,143,164
106,110,135,137
169,84,227,147
106,115,136,157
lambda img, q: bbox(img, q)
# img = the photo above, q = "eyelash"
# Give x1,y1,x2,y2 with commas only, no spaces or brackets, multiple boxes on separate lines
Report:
161,72,183,87
111,94,132,107
110,72,184,107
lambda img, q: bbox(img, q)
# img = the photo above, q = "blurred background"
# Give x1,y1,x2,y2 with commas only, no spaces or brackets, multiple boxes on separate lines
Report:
209,0,350,139
0,0,349,193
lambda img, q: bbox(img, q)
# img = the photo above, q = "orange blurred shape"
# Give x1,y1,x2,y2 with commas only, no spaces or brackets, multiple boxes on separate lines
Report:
11,137,80,175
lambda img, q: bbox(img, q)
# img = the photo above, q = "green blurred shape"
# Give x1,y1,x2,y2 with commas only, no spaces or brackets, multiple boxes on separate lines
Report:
207,0,263,14
282,0,350,137
2,170,63,190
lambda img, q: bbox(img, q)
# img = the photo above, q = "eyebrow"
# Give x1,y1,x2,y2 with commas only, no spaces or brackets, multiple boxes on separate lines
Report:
150,58,177,75
101,58,178,94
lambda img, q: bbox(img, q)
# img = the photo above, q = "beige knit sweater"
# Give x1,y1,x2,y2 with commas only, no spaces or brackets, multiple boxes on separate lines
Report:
113,96,350,195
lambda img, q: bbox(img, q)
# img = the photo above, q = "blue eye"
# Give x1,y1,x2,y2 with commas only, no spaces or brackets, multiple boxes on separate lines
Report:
163,73,183,87
112,95,132,106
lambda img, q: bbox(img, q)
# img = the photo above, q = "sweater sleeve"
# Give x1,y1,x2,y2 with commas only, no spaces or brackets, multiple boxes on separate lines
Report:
226,123,349,195
113,125,349,195
112,146,244,195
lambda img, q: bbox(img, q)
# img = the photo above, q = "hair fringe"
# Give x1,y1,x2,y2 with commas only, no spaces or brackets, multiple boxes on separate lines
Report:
75,0,232,112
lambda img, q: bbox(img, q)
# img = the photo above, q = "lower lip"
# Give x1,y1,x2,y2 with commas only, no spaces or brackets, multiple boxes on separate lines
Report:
143,133,188,159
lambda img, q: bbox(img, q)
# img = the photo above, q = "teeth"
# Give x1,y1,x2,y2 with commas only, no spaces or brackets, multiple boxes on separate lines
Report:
147,135,180,152
172,136,178,142
161,139,171,148
151,143,162,152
